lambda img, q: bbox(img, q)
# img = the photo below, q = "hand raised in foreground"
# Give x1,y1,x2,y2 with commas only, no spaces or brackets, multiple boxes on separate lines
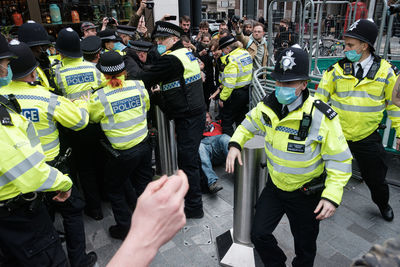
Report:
108,170,189,267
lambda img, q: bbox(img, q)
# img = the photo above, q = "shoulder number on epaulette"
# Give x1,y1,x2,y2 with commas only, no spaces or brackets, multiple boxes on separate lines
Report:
314,100,337,120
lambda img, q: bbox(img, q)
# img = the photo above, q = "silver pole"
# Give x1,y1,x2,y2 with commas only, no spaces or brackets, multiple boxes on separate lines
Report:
233,135,265,245
155,106,174,176
376,0,388,55
169,120,178,173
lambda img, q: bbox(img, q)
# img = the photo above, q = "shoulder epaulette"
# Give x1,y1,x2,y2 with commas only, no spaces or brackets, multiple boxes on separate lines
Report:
0,94,21,126
314,99,337,120
390,62,400,76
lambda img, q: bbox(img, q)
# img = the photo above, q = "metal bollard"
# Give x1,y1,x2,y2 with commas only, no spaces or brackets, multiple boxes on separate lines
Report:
217,135,266,267
233,135,265,245
155,106,177,176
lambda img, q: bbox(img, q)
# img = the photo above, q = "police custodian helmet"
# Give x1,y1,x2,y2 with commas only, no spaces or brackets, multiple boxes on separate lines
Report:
344,19,378,51
271,47,310,82
8,40,39,79
17,21,51,47
56,28,82,58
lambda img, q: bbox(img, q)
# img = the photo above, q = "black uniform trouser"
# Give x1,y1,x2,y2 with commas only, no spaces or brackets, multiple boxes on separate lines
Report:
221,87,249,136
106,139,152,230
71,124,106,213
174,112,206,212
251,179,320,267
347,130,389,208
0,201,67,267
46,185,87,267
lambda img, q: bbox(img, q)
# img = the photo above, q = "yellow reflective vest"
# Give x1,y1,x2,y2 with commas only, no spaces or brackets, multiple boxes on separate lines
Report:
54,57,104,100
316,56,400,141
220,47,253,101
0,81,89,161
36,66,54,91
230,92,352,206
88,78,150,150
0,100,72,201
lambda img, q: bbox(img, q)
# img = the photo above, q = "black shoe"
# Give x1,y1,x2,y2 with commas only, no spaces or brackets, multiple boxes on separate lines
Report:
84,208,104,221
185,208,204,219
109,225,129,240
209,182,223,194
85,251,98,267
379,204,394,222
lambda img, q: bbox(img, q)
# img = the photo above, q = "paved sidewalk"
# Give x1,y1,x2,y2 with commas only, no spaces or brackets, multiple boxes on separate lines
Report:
56,154,400,267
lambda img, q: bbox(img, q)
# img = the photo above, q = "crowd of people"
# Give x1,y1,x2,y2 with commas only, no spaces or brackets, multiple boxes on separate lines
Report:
0,1,400,266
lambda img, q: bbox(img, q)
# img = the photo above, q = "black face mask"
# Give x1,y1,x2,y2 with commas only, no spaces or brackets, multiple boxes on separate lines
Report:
279,26,287,32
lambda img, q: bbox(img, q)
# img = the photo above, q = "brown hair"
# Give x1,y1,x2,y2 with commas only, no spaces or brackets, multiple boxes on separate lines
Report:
104,71,126,88
179,16,191,23
200,32,211,41
199,21,209,29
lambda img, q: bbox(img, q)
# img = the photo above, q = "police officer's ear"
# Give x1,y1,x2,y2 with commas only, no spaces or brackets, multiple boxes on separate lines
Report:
300,80,308,91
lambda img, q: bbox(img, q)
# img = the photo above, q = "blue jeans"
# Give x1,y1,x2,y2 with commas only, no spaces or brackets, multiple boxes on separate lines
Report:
198,134,230,186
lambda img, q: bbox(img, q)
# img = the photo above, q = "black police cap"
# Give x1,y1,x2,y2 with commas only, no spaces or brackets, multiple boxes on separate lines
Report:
17,21,51,47
128,39,153,52
116,25,137,36
218,35,236,50
271,47,310,82
96,51,126,76
153,21,183,38
56,28,82,58
81,36,102,55
0,34,16,60
97,29,122,42
8,40,39,79
344,19,378,50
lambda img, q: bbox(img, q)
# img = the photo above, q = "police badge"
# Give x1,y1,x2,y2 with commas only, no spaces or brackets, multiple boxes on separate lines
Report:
280,50,296,72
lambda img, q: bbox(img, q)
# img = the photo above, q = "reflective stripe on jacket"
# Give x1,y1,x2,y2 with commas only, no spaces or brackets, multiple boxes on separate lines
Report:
54,57,103,100
0,109,72,201
88,78,150,150
220,48,253,101
230,94,352,206
316,57,400,141
0,81,88,161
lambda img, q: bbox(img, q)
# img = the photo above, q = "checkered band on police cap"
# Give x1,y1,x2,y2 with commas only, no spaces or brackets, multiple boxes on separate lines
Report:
97,51,126,75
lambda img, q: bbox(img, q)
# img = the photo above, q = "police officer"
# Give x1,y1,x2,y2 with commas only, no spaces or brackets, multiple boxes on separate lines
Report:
141,21,206,218
17,21,57,91
77,35,108,220
124,39,152,80
226,47,353,267
315,19,400,221
116,25,137,46
218,35,253,136
54,28,103,99
88,51,152,239
1,40,97,267
0,34,73,266
98,29,126,55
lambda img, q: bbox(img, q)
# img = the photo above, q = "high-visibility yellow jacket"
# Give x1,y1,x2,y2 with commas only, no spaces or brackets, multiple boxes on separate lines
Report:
36,66,54,91
220,47,253,101
0,100,72,201
230,91,352,206
53,57,104,100
315,56,400,141
0,81,89,161
88,78,149,150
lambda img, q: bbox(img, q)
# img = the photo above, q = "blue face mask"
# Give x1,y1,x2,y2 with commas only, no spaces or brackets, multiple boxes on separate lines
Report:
221,52,226,56
0,65,12,88
157,44,167,55
113,42,126,51
345,50,362,62
275,85,298,105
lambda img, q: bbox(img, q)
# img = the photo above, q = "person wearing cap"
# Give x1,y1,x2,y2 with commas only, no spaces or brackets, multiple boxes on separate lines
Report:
81,21,97,39
53,27,103,99
81,35,106,83
124,39,152,80
98,29,126,56
315,19,400,222
17,21,58,91
0,39,98,267
87,51,152,240
226,47,352,267
0,34,14,88
116,25,137,46
140,21,206,219
217,35,253,136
